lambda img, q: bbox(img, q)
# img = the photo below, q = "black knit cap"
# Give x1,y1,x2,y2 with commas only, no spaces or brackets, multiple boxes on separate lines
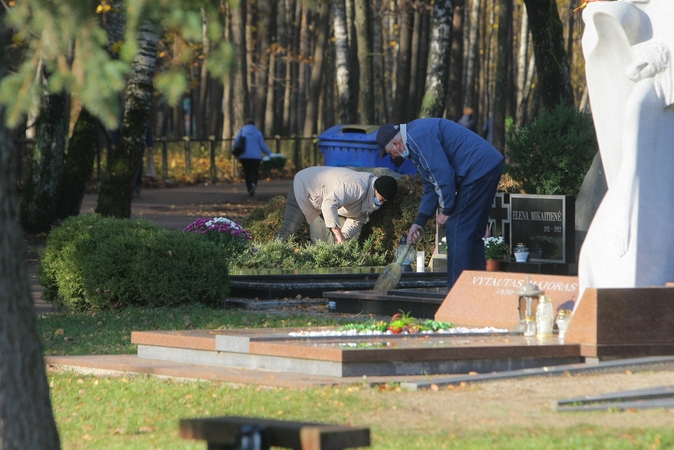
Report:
374,176,398,202
376,124,399,158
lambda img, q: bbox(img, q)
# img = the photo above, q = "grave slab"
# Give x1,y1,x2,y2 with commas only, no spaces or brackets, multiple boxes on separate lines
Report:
563,287,674,358
324,288,447,318
132,328,582,377
229,269,447,300
435,271,578,328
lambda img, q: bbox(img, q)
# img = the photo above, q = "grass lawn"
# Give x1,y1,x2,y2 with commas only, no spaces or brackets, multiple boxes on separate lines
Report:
40,305,674,449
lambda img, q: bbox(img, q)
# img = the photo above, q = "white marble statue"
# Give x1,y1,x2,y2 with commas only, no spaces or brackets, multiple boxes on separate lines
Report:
578,0,674,305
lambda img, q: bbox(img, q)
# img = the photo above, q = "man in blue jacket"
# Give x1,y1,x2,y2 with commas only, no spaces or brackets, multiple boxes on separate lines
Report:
377,119,504,290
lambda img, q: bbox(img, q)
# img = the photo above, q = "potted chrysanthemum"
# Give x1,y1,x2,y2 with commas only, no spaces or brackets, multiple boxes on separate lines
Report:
184,217,252,256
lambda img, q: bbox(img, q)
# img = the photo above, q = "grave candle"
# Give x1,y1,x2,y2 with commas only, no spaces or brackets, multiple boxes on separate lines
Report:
416,251,425,272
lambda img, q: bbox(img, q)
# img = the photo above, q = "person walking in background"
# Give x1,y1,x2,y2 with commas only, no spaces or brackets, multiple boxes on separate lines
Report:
233,119,273,196
276,166,398,244
457,107,478,133
376,119,503,290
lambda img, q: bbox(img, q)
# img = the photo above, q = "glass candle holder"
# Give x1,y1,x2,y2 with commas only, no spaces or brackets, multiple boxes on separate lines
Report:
555,310,572,340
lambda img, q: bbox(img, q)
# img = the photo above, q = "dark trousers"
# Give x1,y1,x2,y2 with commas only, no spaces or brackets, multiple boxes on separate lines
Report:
239,158,261,190
445,161,504,289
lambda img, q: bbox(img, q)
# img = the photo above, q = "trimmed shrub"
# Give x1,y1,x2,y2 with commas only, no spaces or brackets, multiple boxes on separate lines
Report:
505,104,598,196
38,214,230,311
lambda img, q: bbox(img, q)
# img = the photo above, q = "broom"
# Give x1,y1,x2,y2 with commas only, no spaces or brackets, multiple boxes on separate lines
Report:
373,242,412,292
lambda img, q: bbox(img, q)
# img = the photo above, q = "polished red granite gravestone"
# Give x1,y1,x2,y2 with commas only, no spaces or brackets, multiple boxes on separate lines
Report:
434,271,578,328
563,287,674,358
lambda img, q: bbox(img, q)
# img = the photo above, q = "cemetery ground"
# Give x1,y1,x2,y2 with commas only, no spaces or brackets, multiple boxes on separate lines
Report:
24,181,674,449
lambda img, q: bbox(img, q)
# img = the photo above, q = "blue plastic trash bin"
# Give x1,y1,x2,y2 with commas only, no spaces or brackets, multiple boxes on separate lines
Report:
317,124,416,175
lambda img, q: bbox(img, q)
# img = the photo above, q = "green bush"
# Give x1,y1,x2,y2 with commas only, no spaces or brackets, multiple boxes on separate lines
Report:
230,237,386,269
505,103,598,196
38,214,230,311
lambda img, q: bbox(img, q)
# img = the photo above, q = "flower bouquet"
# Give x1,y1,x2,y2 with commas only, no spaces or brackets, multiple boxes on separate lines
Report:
184,217,252,255
483,236,509,260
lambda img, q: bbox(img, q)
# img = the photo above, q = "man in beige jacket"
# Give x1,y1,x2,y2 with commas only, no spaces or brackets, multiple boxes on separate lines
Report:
277,166,397,244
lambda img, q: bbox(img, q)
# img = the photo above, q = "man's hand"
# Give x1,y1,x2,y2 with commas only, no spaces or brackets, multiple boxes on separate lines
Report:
332,227,346,244
407,224,424,244
436,213,449,227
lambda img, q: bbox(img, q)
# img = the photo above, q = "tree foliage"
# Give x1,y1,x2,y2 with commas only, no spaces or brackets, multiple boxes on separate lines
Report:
1,0,234,130
505,104,598,196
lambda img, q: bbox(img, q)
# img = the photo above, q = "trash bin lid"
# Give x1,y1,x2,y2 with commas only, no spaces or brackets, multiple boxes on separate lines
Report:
318,124,380,143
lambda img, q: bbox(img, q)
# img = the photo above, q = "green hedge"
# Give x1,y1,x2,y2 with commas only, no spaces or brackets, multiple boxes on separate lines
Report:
38,214,230,311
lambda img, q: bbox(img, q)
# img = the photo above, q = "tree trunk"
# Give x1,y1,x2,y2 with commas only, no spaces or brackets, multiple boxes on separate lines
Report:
521,0,574,110
55,107,98,221
231,0,249,131
96,21,158,218
197,8,210,139
0,35,61,448
353,0,374,123
333,0,356,124
302,0,329,158
515,4,532,130
408,5,422,121
446,1,464,120
254,0,272,130
492,0,512,153
20,91,68,233
464,0,480,111
420,0,454,118
393,0,413,124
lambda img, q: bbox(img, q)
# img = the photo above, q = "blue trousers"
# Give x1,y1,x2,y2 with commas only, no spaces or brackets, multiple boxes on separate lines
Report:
445,161,503,289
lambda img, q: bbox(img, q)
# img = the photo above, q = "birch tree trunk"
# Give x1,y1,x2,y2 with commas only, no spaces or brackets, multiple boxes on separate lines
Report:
420,0,454,118
333,0,356,124
353,0,374,123
96,21,158,218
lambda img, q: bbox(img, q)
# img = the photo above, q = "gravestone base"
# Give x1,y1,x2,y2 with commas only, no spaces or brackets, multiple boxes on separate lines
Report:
564,287,674,358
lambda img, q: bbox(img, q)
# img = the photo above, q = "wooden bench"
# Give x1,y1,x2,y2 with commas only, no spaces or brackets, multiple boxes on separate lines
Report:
180,416,370,450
